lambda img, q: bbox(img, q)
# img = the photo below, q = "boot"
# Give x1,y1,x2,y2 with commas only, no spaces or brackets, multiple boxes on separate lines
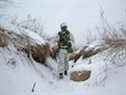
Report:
59,73,63,79
64,70,67,75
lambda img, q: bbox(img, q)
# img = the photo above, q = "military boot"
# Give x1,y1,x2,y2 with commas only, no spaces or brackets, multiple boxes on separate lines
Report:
59,73,63,79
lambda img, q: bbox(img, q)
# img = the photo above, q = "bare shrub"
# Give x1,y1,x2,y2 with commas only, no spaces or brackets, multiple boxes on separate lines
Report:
98,6,126,49
91,8,126,85
11,15,45,38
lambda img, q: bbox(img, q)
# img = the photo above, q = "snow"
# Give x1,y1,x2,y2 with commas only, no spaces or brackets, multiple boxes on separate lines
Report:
0,0,126,95
0,38,126,95
1,0,126,46
1,20,46,45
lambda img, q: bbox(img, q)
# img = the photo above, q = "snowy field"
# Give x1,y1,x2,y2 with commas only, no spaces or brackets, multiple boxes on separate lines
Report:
1,38,126,95
0,0,126,95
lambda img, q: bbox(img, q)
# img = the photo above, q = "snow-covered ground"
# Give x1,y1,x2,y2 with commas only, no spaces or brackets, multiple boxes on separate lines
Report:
0,0,126,95
1,39,126,95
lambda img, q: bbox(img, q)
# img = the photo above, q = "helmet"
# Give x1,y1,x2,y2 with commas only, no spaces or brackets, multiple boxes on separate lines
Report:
60,23,67,28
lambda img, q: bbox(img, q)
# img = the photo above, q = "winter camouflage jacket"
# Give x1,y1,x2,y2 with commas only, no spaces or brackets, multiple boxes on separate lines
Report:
58,30,74,53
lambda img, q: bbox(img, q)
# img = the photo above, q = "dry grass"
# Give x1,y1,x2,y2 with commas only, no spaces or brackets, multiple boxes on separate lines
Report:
68,30,126,62
0,26,51,64
30,44,51,64
103,29,126,48
0,27,9,47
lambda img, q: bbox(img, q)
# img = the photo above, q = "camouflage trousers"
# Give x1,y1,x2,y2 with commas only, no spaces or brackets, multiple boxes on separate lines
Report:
57,49,69,79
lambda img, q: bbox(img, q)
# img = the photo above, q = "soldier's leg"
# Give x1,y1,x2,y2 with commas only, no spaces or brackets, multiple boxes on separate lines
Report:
57,63,64,79
64,70,67,75
57,49,66,79
64,64,69,75
64,57,69,76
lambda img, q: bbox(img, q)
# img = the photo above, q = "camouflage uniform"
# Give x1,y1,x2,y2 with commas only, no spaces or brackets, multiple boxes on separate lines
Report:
58,30,73,53
57,49,68,79
57,25,73,79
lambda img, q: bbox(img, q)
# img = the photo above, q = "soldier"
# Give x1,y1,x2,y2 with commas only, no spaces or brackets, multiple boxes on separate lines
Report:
58,23,73,53
57,23,74,79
